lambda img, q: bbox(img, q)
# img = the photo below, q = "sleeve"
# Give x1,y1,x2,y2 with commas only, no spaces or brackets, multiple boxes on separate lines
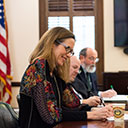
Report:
32,83,62,125
62,85,90,121
22,59,62,125
62,107,87,121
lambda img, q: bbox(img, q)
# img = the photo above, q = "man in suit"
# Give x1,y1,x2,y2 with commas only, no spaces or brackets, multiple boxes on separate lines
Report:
72,48,117,99
67,56,101,107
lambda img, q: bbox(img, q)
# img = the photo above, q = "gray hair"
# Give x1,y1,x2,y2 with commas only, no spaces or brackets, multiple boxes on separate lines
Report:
79,48,88,59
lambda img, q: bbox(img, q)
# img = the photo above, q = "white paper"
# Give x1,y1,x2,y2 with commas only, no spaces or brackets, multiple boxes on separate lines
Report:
107,114,128,121
103,95,128,102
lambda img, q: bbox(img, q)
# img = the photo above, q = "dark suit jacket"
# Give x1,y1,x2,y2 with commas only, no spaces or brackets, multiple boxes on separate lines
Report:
72,66,98,99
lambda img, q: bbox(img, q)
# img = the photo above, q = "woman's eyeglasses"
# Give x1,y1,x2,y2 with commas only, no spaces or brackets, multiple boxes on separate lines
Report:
55,40,74,56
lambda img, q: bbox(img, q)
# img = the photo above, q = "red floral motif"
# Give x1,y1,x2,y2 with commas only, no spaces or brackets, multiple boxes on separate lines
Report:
63,86,80,108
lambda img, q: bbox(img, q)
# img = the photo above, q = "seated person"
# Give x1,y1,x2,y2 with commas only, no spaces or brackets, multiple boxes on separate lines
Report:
63,56,113,120
63,56,101,107
71,48,117,99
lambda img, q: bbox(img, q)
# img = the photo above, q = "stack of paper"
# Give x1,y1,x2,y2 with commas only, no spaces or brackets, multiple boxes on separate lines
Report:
103,95,128,102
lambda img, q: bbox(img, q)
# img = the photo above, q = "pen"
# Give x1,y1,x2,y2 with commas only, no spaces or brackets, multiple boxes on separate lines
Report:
100,97,105,106
110,85,114,90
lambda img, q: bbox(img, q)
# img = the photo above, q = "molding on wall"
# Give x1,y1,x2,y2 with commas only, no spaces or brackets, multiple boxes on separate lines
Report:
12,82,20,87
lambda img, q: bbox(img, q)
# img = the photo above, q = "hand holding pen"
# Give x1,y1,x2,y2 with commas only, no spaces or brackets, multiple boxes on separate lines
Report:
110,85,117,97
88,91,105,107
100,97,105,106
100,85,117,98
81,91,104,107
82,96,101,107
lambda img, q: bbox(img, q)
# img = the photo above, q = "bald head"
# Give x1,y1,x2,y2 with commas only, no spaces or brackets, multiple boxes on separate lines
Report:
69,56,81,82
70,56,81,65
86,48,98,58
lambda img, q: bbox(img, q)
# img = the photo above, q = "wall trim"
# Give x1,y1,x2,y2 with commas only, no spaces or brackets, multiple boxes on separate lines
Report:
12,82,20,87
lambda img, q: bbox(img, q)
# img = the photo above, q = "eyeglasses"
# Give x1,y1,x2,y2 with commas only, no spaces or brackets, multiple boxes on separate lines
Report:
88,56,99,63
55,40,74,56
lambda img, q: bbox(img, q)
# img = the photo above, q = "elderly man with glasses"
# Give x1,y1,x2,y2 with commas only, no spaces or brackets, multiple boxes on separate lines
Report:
72,47,117,99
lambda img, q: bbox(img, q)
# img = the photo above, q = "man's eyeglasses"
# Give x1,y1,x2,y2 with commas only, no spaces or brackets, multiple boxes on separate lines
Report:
55,40,74,56
88,56,99,63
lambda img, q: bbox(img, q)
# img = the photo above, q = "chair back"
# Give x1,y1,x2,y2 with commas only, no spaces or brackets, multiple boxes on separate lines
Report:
0,102,19,128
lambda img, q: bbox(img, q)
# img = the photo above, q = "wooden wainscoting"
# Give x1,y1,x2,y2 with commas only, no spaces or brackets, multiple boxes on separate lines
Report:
103,72,128,94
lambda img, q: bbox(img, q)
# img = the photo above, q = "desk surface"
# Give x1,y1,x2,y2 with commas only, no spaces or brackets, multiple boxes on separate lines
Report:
54,112,128,128
54,120,128,128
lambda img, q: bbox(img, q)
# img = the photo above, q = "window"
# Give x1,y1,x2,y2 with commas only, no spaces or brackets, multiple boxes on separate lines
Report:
48,17,70,30
73,16,95,57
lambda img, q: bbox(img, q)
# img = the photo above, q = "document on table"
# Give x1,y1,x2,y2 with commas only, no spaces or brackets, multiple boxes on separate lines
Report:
103,95,128,102
107,114,128,121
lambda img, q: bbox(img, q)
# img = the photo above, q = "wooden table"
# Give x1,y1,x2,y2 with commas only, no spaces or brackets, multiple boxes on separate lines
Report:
54,103,128,128
54,120,128,128
54,111,128,128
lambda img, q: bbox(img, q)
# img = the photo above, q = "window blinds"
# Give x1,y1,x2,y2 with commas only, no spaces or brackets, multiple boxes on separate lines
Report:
48,0,94,12
48,0,69,11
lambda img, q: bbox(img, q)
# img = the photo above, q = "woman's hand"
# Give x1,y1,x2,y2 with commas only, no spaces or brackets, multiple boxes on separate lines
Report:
87,104,113,120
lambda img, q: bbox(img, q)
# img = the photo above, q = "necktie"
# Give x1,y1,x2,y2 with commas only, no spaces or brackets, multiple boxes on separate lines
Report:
86,73,92,91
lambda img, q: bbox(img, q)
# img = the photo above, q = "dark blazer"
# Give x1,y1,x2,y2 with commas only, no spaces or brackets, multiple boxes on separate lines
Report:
72,66,98,99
